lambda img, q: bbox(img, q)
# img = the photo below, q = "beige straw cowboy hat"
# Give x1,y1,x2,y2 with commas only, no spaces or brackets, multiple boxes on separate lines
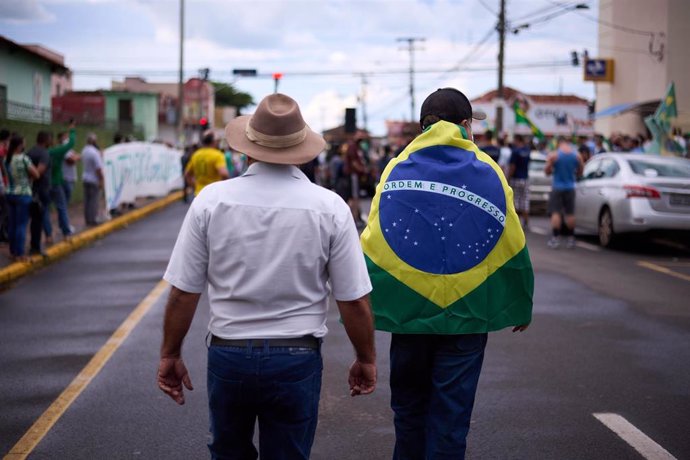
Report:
225,93,326,165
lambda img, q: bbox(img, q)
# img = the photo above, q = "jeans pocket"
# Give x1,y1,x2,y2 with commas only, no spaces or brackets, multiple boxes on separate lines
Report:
269,368,322,423
450,333,488,355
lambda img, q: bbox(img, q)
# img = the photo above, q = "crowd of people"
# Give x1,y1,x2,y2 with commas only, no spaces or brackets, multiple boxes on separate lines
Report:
0,123,106,262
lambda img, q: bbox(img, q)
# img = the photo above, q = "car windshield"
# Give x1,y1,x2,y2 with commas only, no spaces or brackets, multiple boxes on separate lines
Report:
627,159,690,178
529,159,545,172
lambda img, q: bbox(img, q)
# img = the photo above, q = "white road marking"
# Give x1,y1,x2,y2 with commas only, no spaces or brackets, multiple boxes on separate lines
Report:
593,413,677,460
575,241,601,252
529,227,601,251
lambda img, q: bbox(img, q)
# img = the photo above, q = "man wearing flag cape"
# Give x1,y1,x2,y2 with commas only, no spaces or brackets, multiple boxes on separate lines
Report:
361,88,534,459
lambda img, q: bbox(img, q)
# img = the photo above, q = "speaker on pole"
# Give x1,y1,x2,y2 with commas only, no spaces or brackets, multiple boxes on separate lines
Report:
344,108,357,133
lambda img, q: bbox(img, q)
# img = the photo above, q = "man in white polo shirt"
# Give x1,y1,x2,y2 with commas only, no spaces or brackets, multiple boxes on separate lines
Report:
157,93,376,460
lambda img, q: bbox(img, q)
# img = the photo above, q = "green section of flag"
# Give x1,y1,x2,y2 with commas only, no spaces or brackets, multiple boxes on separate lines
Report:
513,101,545,140
655,82,678,129
645,82,680,155
366,246,534,334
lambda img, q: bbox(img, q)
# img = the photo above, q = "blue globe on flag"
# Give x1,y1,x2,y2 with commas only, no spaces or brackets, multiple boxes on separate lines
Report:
379,144,506,274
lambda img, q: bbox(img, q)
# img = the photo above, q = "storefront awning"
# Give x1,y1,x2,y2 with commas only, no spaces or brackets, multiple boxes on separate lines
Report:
594,100,660,119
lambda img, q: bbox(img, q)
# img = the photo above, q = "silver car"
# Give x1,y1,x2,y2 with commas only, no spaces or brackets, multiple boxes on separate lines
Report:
575,153,690,247
528,151,551,213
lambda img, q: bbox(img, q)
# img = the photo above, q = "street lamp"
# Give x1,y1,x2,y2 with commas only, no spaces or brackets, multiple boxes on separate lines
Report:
494,1,589,134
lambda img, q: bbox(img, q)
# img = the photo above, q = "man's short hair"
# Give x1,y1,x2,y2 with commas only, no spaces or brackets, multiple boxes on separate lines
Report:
37,131,52,145
513,134,525,144
202,130,215,146
420,88,485,130
0,129,9,142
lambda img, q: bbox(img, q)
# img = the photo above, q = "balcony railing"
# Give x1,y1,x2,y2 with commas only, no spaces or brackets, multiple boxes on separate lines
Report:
0,98,144,138
0,99,51,124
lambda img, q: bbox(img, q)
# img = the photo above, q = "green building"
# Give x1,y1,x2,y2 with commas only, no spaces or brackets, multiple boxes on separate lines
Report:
0,35,69,123
103,91,159,141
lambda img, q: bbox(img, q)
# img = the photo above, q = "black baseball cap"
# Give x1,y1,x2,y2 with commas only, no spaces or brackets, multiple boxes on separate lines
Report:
420,88,487,129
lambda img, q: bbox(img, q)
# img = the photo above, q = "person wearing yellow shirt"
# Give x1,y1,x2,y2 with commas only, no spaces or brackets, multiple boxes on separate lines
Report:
184,131,230,196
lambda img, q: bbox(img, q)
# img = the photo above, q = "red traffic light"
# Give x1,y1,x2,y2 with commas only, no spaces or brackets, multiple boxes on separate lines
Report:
199,117,208,125
272,73,283,80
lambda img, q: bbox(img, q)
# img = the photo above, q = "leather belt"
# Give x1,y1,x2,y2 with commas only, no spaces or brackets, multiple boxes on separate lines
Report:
210,335,320,349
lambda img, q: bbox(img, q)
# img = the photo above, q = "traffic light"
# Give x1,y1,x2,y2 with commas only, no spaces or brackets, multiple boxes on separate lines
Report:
273,73,283,93
571,50,580,66
344,108,357,133
199,117,209,131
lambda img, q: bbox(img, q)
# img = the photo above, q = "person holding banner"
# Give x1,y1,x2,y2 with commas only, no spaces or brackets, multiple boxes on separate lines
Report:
184,130,229,196
361,87,533,459
81,133,104,226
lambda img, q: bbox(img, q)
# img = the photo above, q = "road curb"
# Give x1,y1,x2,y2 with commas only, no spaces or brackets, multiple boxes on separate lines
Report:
0,191,184,287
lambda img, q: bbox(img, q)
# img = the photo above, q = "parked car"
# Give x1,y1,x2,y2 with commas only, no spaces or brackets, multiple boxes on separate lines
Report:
528,151,551,214
574,153,690,247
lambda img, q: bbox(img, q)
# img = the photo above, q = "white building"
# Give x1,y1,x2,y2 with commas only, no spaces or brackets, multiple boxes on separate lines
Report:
471,87,592,137
593,0,690,136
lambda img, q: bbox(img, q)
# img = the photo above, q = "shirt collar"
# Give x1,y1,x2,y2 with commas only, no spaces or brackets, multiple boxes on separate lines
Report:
242,162,308,181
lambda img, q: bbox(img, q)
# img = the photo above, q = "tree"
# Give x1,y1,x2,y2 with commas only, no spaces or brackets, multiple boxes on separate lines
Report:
212,82,254,114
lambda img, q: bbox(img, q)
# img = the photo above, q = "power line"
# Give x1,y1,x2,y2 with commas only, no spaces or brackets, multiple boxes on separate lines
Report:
546,0,654,36
477,0,497,15
512,1,584,21
72,60,571,78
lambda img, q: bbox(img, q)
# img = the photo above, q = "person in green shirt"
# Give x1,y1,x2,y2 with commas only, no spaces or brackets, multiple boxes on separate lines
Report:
49,123,77,237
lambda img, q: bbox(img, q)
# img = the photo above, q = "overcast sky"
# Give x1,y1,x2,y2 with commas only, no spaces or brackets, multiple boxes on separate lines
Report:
1,0,599,136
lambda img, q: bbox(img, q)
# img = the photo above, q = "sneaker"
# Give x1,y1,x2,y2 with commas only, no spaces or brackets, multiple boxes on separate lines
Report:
547,237,560,249
566,236,576,249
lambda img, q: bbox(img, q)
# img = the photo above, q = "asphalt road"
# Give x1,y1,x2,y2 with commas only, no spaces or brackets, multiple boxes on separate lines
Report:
1,201,689,459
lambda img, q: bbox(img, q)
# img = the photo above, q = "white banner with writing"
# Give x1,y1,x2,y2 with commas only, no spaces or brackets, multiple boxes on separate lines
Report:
103,142,183,211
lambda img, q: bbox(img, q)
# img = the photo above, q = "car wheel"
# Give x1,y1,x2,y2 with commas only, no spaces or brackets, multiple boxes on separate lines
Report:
598,207,615,248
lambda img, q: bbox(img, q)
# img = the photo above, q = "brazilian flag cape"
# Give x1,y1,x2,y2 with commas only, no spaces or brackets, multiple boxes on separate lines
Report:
361,121,533,334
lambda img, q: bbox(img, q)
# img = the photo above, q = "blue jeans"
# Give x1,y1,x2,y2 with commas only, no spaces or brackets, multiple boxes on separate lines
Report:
7,194,32,256
390,333,488,460
50,184,72,235
207,341,323,460
62,181,74,204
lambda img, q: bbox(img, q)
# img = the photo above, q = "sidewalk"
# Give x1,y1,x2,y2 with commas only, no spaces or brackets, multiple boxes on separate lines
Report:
0,191,183,283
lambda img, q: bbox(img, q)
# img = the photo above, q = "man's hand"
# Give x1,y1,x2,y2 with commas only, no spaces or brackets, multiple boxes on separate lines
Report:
157,357,194,405
512,324,530,332
348,360,376,396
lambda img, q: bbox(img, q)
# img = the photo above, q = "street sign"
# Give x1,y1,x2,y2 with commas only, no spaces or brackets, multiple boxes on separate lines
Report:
233,69,257,77
584,59,614,83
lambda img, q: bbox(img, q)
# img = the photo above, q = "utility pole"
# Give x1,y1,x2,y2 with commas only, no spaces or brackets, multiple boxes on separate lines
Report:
359,73,369,132
398,37,425,121
495,0,506,135
176,0,185,145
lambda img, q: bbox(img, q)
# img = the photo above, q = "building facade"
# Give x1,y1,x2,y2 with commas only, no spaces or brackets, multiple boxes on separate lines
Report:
471,87,593,137
0,35,69,123
111,76,214,144
594,0,690,135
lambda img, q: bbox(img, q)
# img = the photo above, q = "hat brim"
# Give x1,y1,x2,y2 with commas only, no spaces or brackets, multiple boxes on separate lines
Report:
225,115,326,165
472,109,487,121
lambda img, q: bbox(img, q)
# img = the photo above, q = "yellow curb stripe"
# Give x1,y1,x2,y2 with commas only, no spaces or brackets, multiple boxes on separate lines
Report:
0,191,183,286
637,261,690,283
3,279,169,460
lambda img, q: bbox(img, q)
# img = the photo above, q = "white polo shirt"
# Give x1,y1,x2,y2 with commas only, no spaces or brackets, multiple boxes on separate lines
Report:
164,162,372,339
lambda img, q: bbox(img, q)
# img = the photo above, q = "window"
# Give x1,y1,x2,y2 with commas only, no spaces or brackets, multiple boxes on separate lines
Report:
582,159,601,180
599,159,620,178
627,159,690,178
